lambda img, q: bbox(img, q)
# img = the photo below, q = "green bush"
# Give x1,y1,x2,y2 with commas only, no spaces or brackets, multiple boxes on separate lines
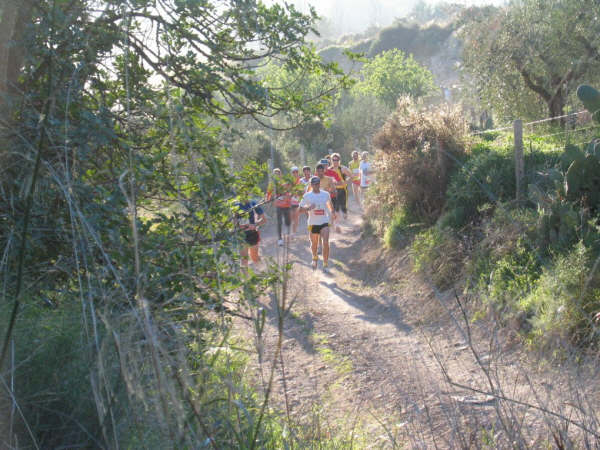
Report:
3,296,288,448
479,130,499,141
480,237,541,314
443,147,515,228
384,208,421,249
522,241,600,347
411,226,465,289
6,299,107,448
442,141,562,228
465,204,600,345
462,206,541,329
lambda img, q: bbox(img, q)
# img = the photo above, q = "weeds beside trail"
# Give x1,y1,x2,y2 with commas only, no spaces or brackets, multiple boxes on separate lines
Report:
241,199,600,448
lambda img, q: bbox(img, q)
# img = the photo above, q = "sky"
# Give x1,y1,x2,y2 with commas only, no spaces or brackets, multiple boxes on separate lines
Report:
272,0,506,34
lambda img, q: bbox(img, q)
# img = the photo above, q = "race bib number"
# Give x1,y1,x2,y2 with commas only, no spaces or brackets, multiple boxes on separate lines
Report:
239,217,250,226
314,209,325,216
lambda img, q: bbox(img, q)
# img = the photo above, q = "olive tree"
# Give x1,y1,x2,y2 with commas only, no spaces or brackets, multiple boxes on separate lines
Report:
460,0,600,123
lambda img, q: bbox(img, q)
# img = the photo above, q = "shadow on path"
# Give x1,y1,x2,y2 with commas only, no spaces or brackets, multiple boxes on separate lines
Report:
259,283,317,355
318,280,412,334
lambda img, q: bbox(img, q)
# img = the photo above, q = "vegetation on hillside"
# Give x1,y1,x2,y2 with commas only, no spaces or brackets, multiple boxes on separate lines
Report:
370,91,600,350
362,0,600,355
317,15,460,83
353,49,436,108
3,0,600,446
0,0,350,446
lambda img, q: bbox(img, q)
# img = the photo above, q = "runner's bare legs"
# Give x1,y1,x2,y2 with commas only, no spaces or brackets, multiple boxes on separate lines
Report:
309,231,320,261
248,245,259,264
320,226,330,266
352,182,361,207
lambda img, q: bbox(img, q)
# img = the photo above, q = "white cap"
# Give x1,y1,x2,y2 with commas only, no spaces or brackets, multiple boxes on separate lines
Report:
290,166,299,172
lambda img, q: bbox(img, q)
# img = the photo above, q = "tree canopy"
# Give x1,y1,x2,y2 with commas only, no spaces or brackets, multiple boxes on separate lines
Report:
353,49,436,109
460,0,600,122
0,0,349,446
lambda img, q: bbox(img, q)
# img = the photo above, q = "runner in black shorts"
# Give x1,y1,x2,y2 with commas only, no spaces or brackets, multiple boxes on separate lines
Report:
299,176,336,272
235,199,266,269
329,153,352,220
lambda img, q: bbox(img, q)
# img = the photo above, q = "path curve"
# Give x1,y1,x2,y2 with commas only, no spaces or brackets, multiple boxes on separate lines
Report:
242,198,600,448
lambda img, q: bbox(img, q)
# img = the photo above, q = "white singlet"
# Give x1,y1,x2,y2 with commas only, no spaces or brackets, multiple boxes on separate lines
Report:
299,190,331,226
359,161,371,187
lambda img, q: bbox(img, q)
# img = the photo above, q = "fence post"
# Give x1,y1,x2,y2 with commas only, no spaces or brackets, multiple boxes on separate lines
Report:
514,119,524,204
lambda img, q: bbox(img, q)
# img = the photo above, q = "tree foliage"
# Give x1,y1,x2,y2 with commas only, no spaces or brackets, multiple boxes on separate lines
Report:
460,0,600,122
0,0,348,446
331,92,391,152
353,49,436,109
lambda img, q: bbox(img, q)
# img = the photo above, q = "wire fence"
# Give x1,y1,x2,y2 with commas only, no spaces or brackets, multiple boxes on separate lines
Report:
469,110,590,136
467,108,600,202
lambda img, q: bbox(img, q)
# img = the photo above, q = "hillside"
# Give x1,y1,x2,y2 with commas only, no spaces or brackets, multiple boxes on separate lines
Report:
319,17,463,90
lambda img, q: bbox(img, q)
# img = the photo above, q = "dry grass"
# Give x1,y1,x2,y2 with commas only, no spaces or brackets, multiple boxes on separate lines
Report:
367,97,469,225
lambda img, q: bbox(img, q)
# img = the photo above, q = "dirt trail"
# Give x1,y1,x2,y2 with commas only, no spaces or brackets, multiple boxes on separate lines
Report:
241,198,600,447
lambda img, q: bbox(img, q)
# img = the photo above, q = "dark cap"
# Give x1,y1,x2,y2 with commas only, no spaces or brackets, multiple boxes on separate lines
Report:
310,176,320,184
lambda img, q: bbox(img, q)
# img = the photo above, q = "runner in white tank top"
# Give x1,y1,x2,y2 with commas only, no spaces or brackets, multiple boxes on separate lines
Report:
299,176,336,271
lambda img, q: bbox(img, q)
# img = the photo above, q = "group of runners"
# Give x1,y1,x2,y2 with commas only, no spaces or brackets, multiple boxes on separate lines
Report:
235,150,373,272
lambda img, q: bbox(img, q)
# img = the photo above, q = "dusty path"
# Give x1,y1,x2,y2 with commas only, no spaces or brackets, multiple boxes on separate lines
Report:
240,198,600,448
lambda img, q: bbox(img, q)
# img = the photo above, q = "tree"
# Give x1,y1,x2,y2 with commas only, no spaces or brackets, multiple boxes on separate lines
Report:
331,91,392,153
0,0,34,105
460,0,600,123
264,60,348,160
353,49,437,109
0,0,348,446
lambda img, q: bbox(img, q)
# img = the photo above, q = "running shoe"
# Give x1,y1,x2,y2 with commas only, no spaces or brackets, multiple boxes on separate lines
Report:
311,258,318,270
278,239,284,246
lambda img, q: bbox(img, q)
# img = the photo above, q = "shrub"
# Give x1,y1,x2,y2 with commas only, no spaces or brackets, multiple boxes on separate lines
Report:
443,146,515,228
3,294,290,448
6,299,107,448
464,206,541,328
443,140,562,228
481,237,541,314
411,226,466,289
522,241,600,347
479,131,500,141
383,208,422,249
370,97,469,225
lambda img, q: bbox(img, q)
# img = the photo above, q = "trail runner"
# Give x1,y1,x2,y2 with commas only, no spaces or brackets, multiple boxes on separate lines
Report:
359,151,373,204
300,165,312,187
321,154,345,223
349,150,361,206
329,152,352,220
310,163,337,251
300,176,336,272
234,199,267,269
267,168,291,246
297,166,312,226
